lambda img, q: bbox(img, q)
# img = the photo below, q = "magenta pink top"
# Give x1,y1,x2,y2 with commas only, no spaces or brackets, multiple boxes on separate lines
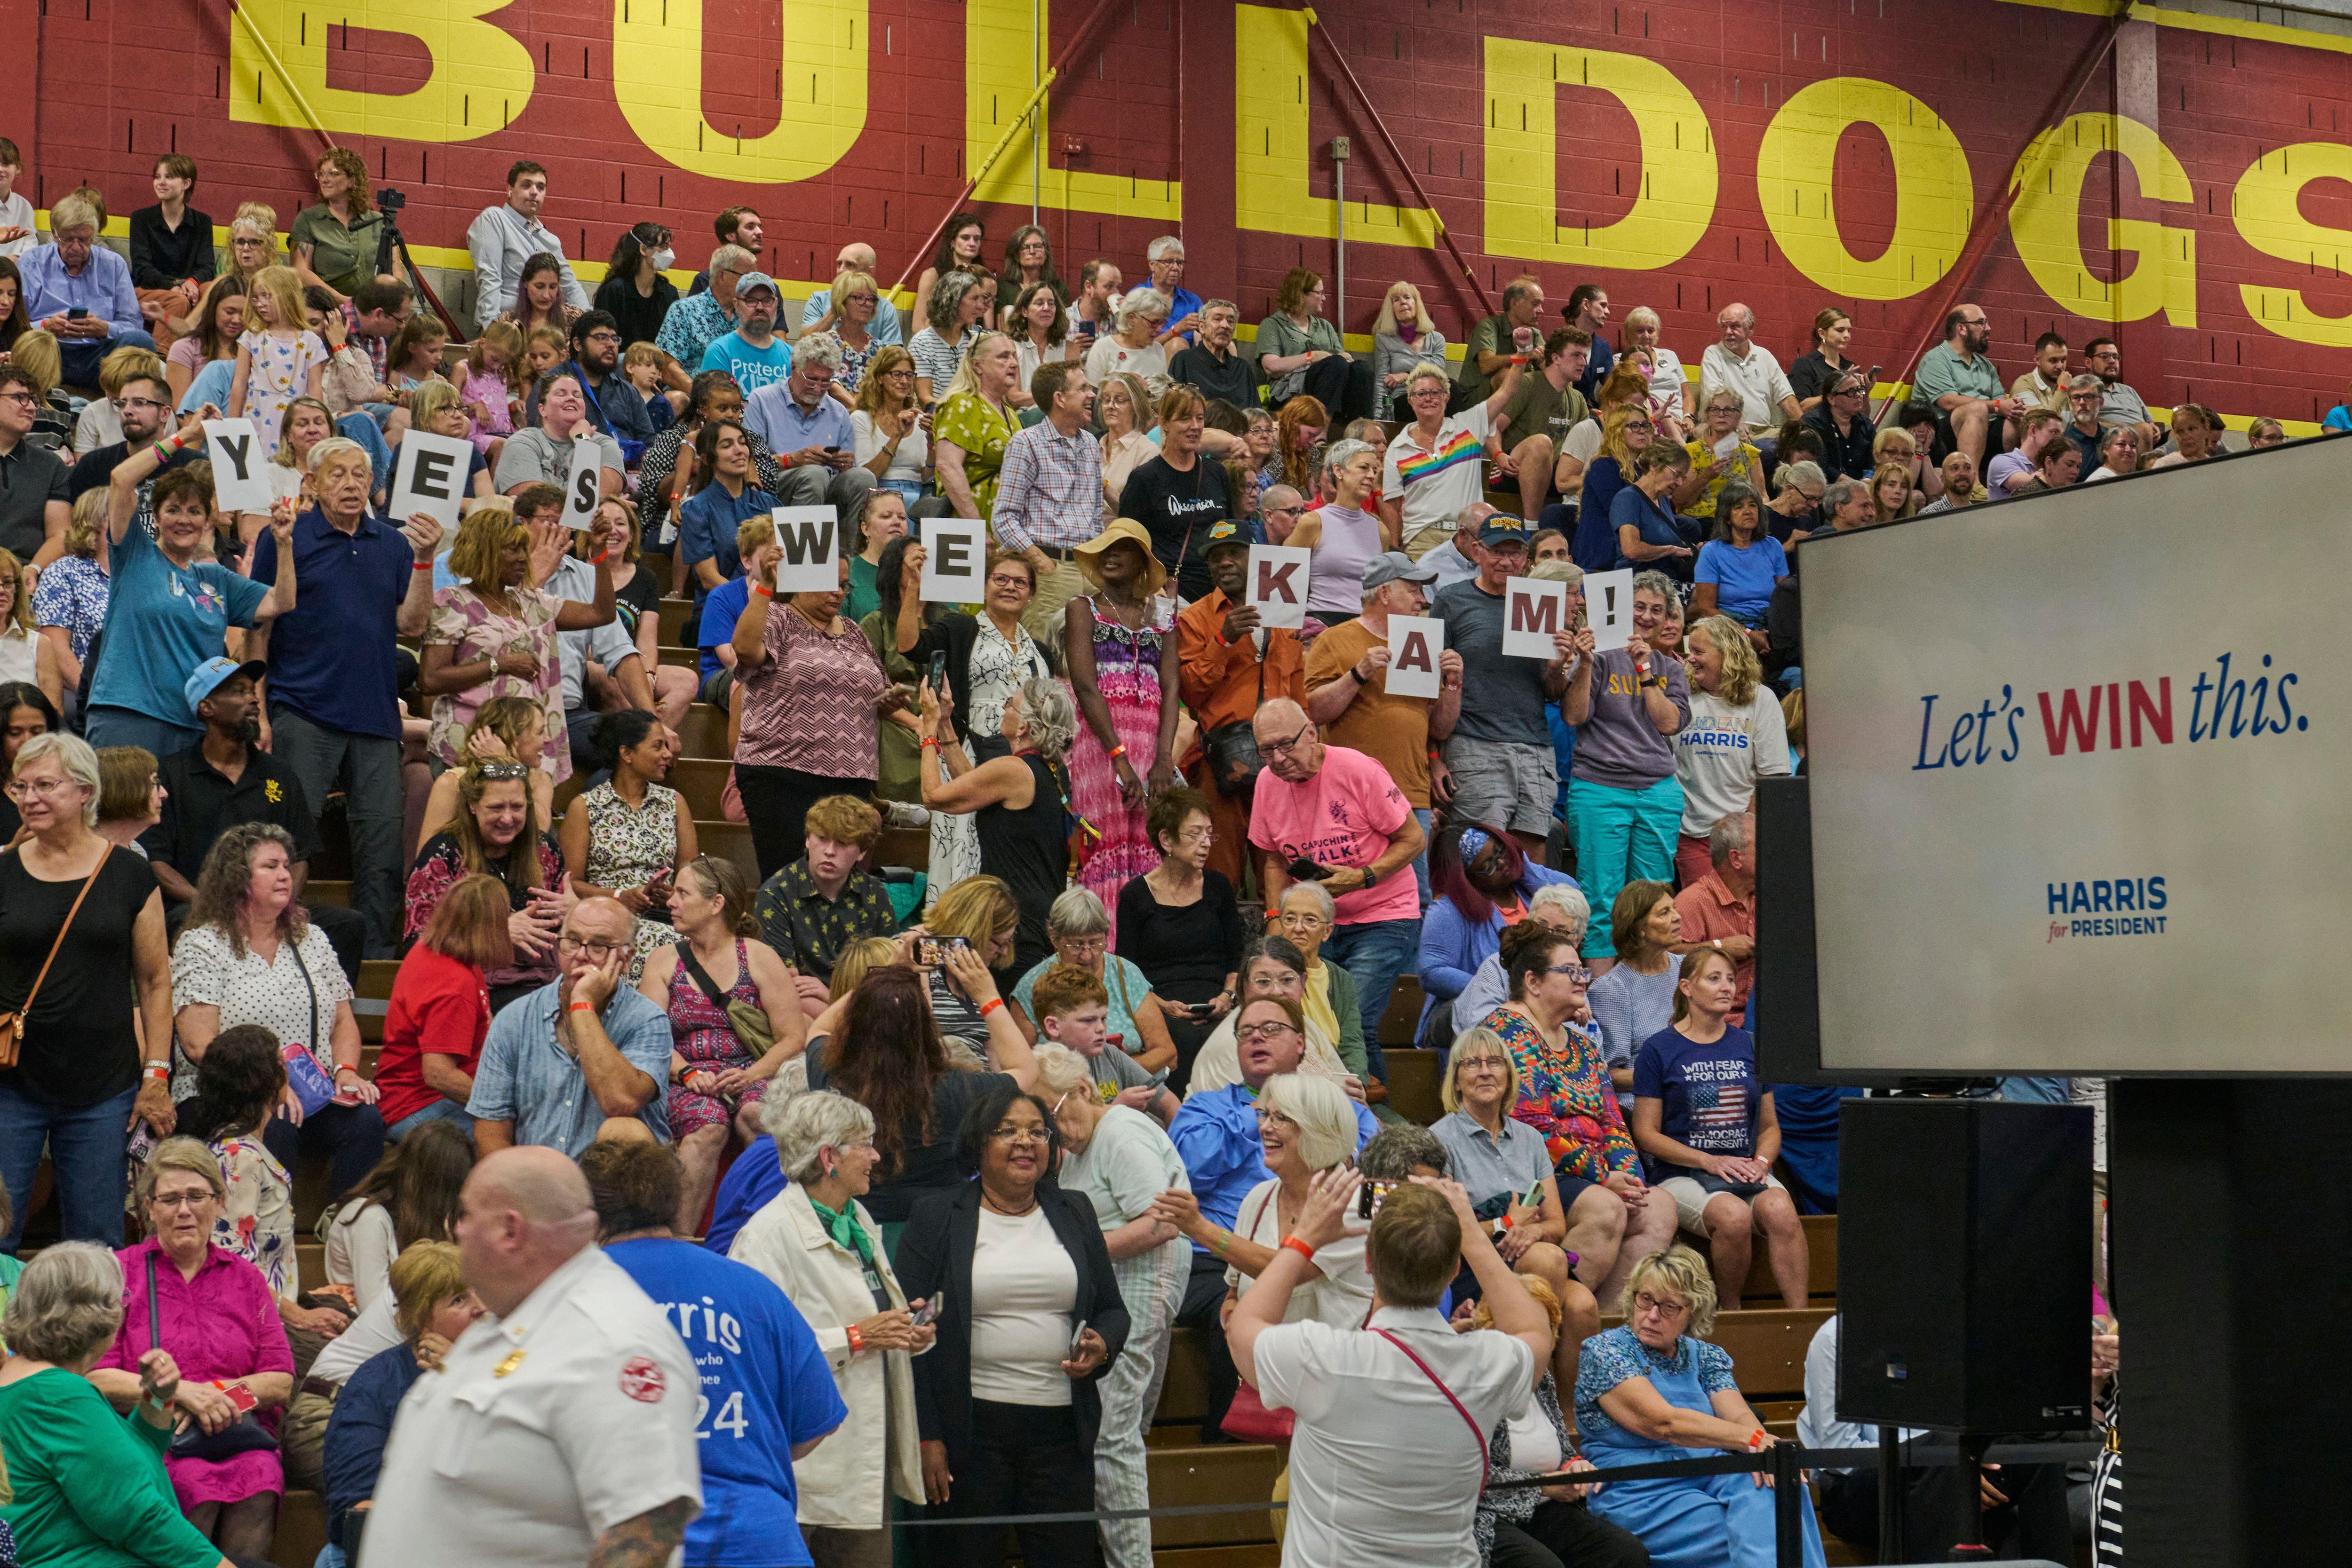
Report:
96,1237,295,1510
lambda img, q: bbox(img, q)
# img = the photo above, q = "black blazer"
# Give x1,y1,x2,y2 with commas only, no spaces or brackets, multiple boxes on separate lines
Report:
894,1183,1132,1474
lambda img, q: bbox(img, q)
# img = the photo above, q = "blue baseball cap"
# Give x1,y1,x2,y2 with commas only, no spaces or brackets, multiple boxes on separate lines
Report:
185,657,267,712
1203,519,1260,554
1478,515,1533,545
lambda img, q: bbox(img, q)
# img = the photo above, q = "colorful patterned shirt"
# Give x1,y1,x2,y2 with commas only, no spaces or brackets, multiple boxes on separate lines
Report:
1382,404,1494,544
753,858,898,982
1477,1003,1640,1182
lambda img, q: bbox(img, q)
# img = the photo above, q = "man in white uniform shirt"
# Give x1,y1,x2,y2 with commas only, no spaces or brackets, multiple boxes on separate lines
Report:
366,1147,702,1567
1231,1168,1550,1568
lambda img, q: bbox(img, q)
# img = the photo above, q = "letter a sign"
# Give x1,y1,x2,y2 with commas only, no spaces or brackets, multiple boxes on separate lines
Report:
1247,545,1310,629
1386,615,1443,698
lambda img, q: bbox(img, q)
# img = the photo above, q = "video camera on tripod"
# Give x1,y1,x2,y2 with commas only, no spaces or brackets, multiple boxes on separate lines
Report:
373,187,408,281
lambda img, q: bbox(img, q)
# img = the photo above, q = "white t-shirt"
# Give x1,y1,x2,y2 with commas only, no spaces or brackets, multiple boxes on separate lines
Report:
326,1199,399,1313
1503,1392,1564,1473
1700,342,1796,435
969,1204,1080,1406
1226,1177,1372,1330
1644,348,1688,412
0,194,35,261
850,408,928,484
0,627,36,686
1559,416,1603,471
1255,1307,1534,1568
366,1247,702,1568
1059,1105,1189,1230
307,1287,405,1386
1382,404,1493,545
1671,686,1793,838
1084,336,1169,391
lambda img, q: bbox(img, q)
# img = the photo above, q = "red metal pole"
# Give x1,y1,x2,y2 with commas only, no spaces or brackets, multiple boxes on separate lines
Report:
1882,2,2133,398
1302,10,1494,320
886,0,1126,301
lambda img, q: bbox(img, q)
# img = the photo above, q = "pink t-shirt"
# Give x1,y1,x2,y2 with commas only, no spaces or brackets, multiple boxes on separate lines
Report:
1248,742,1421,925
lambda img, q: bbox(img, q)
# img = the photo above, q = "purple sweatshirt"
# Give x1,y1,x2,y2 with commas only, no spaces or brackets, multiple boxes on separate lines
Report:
1568,648,1690,790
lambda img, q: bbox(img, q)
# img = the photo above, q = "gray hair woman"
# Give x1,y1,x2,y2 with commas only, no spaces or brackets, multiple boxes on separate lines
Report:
1082,289,1174,404
1287,436,1386,624
0,729,174,1254
1014,886,1180,1076
729,1090,933,1565
915,674,1078,977
0,1242,248,1568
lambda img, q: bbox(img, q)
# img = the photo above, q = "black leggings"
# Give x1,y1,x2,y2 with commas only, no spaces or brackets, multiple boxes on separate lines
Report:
262,1097,388,1197
1491,1500,1652,1568
736,765,875,881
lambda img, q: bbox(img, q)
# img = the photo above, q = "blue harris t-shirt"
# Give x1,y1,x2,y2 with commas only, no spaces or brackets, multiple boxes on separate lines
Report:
1631,1024,1762,1180
604,1238,847,1568
92,520,269,726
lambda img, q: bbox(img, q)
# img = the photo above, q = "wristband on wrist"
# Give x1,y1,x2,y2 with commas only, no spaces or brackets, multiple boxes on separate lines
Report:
1107,743,1128,761
412,559,434,571
1281,1235,1318,1262
1745,1429,1769,1453
753,581,775,599
567,1000,597,1014
142,1061,170,1081
978,997,1005,1017
920,737,939,750
845,1323,865,1354
153,443,175,468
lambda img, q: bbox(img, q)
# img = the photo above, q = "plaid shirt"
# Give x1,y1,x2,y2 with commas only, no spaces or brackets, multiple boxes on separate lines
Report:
339,301,389,382
990,419,1104,553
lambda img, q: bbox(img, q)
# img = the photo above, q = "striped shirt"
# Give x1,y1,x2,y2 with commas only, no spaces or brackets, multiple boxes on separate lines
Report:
991,420,1105,553
1382,404,1494,543
738,601,889,777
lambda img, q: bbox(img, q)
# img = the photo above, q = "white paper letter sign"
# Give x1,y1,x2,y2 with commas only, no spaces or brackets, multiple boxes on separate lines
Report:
387,429,475,530
558,446,603,532
1247,545,1310,629
771,506,842,593
920,518,986,603
1502,575,1567,659
201,420,274,512
1386,615,1443,699
1584,568,1634,651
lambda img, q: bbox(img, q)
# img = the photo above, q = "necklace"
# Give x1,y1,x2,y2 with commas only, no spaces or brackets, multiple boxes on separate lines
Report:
791,602,833,634
981,1187,1040,1217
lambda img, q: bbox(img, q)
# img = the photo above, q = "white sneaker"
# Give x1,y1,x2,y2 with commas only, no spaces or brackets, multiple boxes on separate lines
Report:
883,801,931,830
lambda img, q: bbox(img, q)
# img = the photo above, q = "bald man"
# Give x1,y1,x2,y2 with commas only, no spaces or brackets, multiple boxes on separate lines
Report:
798,240,903,345
467,897,677,1156
367,1144,705,1568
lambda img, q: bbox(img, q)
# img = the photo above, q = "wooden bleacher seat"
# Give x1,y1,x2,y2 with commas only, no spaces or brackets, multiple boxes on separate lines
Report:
658,644,699,670
658,597,696,646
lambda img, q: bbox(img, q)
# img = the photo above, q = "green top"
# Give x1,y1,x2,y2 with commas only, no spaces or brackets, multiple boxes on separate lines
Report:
0,1367,222,1568
1256,311,1346,403
845,552,882,626
1454,313,1509,404
288,202,387,297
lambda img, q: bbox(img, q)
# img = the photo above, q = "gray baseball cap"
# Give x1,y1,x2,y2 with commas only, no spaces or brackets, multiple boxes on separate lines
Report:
1361,552,1439,592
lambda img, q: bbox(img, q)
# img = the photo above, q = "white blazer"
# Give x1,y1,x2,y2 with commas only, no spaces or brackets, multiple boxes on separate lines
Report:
729,1183,926,1529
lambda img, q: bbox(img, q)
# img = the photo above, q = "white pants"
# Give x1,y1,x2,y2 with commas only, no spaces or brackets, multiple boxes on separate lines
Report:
1094,1234,1187,1568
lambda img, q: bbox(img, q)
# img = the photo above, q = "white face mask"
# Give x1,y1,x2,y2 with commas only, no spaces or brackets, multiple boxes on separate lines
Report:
650,248,675,272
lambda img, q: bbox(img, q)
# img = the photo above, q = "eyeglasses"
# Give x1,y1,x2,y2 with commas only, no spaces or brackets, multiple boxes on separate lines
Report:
1057,935,1107,953
1234,1021,1300,1043
1456,1054,1510,1074
556,935,625,959
1179,824,1217,845
1407,386,1447,400
0,392,35,408
988,1124,1049,1143
151,1189,216,1210
4,776,81,800
986,573,1031,588
1632,1291,1690,1319
1275,910,1325,928
1539,963,1594,984
119,396,168,412
1256,723,1315,759
583,330,620,345
883,367,915,379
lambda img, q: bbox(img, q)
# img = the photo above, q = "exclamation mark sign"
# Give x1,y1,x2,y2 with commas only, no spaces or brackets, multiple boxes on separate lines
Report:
1604,584,1616,622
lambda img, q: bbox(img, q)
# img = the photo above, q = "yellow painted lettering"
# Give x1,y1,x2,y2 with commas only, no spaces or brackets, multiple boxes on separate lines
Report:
1483,38,1716,271
614,0,868,182
1757,78,1971,302
1235,6,1436,247
965,0,1178,221
228,0,534,144
2009,114,2195,326
2233,142,2352,347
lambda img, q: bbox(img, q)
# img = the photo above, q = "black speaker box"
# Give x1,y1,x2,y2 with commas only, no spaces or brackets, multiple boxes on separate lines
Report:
1836,1099,2093,1432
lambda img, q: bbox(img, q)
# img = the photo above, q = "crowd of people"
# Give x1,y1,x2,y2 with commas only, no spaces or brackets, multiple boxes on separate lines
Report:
0,137,2157,1568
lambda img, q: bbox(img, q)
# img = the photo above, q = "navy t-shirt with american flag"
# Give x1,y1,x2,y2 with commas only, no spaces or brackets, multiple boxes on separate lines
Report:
1631,1024,1761,1183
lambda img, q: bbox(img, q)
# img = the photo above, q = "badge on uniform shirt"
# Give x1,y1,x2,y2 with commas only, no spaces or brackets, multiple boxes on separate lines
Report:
493,1348,527,1378
619,1356,667,1403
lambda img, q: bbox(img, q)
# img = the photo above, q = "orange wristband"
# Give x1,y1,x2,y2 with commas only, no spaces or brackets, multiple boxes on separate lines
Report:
846,1323,865,1354
978,998,1005,1017
1107,743,1128,760
753,581,775,599
1282,1235,1317,1262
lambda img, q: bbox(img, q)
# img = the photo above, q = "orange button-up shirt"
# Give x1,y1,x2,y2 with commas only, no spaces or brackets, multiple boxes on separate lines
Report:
1176,588,1307,735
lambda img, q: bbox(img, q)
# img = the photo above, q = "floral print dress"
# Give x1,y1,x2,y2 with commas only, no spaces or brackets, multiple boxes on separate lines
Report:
1069,592,1174,940
236,326,329,452
1478,1004,1641,1183
208,1132,295,1300
580,779,682,982
426,584,570,783
663,938,767,1135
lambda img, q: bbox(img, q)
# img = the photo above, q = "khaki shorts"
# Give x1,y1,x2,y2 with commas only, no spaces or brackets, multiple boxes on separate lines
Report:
1658,1171,1785,1236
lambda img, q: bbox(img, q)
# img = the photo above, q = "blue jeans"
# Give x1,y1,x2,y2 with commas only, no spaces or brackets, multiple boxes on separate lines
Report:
60,328,157,388
388,1099,475,1141
0,1080,136,1250
1565,774,1683,958
1327,916,1420,1086
83,705,204,757
1412,807,1432,909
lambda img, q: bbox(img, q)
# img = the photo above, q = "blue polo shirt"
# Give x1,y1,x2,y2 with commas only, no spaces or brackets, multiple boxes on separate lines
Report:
250,507,417,740
677,483,772,611
1166,1083,1377,1253
743,383,855,454
697,575,753,679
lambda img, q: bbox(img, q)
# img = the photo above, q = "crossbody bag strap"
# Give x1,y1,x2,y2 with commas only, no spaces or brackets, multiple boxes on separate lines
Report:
288,933,321,1061
147,1251,162,1354
16,854,107,1019
676,943,733,1013
1371,1327,1491,1491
